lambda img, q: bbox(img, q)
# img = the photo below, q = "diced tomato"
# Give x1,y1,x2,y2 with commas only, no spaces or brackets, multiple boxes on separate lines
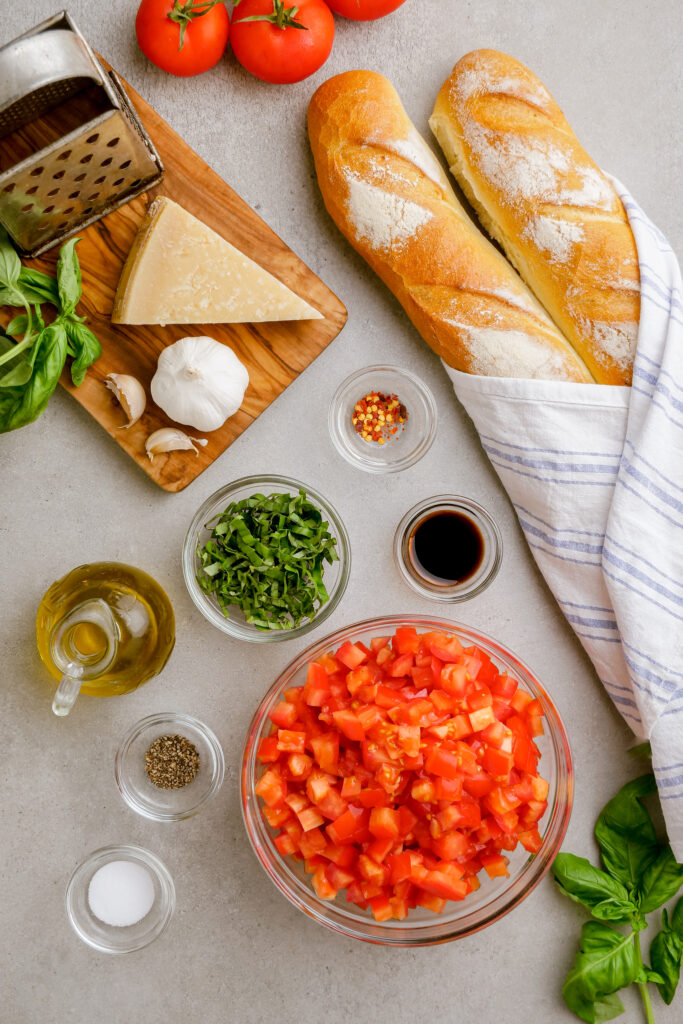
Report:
255,769,287,807
336,641,368,670
332,709,365,742
269,701,298,729
257,736,280,763
255,626,549,924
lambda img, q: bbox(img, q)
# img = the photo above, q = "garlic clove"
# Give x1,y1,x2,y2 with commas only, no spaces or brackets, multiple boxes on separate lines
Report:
145,427,208,461
105,373,147,428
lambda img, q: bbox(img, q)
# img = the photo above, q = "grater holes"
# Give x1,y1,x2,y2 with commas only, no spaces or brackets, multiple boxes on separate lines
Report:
2,183,14,193
62,207,75,216
47,188,59,197
53,170,65,179
113,178,124,187
87,192,100,201
21,203,33,212
74,173,87,182
57,150,72,161
107,137,120,148
100,157,113,167
44,206,55,215
80,154,93,164
83,207,93,215
26,186,38,196
94,176,106,185
119,160,131,169
130,179,142,188
68,190,80,200
86,133,99,144
29,166,44,177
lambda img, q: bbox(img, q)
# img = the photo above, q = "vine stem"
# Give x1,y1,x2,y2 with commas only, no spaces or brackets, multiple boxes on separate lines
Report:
634,930,656,1024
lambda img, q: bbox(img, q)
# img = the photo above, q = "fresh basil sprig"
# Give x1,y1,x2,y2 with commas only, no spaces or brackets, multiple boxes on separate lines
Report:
0,227,101,433
553,774,683,1024
196,489,338,630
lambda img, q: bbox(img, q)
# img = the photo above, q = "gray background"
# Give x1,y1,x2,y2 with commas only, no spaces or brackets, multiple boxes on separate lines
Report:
2,1,682,1022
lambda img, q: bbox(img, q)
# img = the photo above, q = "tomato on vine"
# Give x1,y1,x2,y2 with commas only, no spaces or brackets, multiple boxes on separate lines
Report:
323,0,407,19
135,0,230,77
231,0,335,84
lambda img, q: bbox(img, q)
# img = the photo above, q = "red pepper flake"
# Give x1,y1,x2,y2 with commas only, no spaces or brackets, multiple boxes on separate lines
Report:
352,391,408,444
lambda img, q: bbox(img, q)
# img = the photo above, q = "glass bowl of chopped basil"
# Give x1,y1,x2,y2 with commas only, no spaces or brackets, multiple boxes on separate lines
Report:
182,475,351,642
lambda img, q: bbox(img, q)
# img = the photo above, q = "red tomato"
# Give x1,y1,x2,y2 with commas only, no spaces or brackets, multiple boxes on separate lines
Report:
324,0,406,18
135,0,230,77
231,0,334,84
255,627,549,921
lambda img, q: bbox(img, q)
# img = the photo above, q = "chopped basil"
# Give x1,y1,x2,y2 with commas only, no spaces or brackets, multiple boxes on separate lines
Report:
196,489,338,630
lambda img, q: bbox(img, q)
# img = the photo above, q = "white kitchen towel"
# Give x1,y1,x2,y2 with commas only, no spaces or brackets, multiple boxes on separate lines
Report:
442,180,683,858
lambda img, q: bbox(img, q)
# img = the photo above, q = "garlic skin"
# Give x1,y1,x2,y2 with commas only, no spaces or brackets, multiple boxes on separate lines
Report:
145,427,208,461
151,336,249,432
105,373,146,428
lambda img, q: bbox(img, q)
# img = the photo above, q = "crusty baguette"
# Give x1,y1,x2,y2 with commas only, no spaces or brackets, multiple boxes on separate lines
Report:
430,49,640,386
308,70,593,382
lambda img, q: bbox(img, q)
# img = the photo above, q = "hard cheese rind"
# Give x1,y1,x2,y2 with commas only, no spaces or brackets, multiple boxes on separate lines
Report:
112,197,322,325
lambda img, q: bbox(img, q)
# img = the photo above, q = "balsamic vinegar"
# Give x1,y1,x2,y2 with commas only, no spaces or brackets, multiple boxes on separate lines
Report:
409,510,484,585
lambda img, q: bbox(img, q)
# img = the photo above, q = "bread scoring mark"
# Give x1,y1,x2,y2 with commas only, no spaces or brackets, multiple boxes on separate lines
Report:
444,319,573,380
523,214,585,263
463,123,615,212
370,127,452,192
344,172,433,250
451,65,552,110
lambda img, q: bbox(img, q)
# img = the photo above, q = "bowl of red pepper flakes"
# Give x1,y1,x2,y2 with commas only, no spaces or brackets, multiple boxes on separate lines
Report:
329,365,437,474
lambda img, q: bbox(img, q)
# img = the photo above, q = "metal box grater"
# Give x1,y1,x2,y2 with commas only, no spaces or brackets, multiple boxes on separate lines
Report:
0,10,163,257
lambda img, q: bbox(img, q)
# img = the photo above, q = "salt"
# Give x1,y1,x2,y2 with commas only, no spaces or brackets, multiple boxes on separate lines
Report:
88,860,155,927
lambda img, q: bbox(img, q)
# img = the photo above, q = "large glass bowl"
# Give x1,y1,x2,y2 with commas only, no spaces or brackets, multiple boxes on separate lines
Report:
182,475,351,643
241,614,573,945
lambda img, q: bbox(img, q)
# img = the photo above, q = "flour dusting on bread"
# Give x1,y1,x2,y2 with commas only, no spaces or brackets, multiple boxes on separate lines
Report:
345,174,433,249
446,321,572,379
524,215,584,262
374,128,452,192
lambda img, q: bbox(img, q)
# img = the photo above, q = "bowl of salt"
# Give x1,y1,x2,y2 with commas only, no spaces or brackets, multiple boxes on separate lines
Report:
65,844,175,953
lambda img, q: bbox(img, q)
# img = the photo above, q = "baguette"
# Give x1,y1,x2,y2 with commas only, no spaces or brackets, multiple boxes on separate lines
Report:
308,70,593,382
430,49,640,385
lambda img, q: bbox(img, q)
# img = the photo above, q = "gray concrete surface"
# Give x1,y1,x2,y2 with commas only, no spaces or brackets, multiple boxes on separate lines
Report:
2,1,682,1022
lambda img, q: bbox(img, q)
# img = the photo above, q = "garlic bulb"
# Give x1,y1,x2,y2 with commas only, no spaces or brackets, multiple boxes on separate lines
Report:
151,336,249,432
105,373,146,428
145,428,208,461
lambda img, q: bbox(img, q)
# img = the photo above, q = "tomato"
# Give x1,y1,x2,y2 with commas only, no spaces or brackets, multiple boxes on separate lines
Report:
231,0,334,84
136,0,230,77
255,627,549,921
323,0,407,19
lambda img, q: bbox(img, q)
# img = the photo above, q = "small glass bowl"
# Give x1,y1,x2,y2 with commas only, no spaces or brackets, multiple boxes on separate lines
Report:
183,475,351,643
394,495,503,602
241,615,573,945
65,844,175,954
329,365,437,473
115,712,225,822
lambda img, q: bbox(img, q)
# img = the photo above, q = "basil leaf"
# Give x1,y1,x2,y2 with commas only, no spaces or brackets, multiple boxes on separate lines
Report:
17,267,60,307
56,237,82,316
594,775,660,888
5,314,30,337
637,847,683,913
0,334,32,387
0,226,21,291
197,490,338,630
0,323,68,433
563,922,638,1023
650,925,683,1004
554,854,637,922
64,320,101,387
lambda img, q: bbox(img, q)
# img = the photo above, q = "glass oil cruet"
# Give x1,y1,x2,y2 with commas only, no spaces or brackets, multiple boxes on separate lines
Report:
36,563,175,716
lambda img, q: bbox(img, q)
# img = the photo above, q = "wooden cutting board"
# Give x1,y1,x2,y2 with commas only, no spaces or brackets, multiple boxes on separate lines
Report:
14,64,348,492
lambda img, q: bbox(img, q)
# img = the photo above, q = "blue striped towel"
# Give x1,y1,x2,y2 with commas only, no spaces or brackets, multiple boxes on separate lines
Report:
443,180,683,858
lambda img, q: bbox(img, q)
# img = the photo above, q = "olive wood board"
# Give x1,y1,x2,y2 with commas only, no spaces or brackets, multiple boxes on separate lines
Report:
8,60,348,492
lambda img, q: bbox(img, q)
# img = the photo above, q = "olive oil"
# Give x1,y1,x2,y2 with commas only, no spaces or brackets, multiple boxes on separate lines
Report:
36,562,175,699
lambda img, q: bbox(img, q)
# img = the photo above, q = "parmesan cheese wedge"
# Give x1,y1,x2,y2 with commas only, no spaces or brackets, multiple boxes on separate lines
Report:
112,197,323,325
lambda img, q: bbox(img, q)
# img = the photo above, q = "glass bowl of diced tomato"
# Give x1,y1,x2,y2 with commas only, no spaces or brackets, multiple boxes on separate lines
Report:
241,615,573,945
